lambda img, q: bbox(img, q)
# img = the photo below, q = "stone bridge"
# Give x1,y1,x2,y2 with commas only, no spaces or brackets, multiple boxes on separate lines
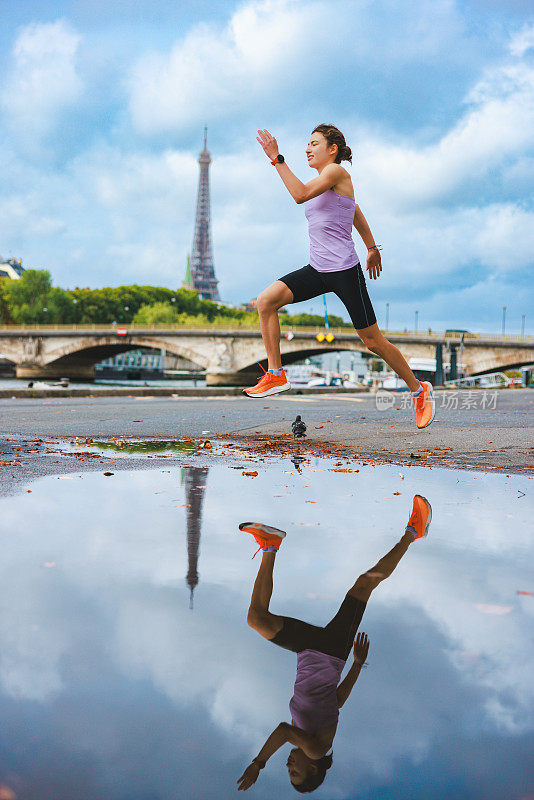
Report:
0,325,533,384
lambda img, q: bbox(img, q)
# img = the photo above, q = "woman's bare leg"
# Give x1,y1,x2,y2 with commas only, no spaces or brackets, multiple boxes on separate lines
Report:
255,281,294,370
247,552,284,639
356,322,420,392
348,531,414,602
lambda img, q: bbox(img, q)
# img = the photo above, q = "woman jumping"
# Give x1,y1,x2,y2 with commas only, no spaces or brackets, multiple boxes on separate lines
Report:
237,495,432,793
243,123,435,429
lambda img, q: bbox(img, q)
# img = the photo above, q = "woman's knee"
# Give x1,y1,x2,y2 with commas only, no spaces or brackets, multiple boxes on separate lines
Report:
348,571,381,601
256,282,292,313
255,290,275,314
361,332,388,355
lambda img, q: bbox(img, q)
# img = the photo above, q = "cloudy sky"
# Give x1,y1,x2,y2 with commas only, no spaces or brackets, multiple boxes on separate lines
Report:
0,0,533,333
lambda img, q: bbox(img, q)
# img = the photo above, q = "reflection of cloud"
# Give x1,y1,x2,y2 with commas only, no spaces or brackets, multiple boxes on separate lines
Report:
474,603,513,615
0,463,532,797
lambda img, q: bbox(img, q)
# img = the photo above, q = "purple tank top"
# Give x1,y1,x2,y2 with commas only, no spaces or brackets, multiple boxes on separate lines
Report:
304,189,359,272
289,649,345,733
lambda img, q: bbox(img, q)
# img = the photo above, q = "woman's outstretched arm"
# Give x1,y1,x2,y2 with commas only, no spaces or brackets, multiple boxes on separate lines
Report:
237,723,289,791
337,632,370,708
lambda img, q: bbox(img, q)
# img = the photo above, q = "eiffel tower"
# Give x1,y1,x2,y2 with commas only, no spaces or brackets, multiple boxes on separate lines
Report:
189,127,220,301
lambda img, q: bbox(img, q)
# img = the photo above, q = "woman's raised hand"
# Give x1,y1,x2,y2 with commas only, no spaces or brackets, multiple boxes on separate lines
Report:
237,762,261,791
366,248,382,280
256,129,279,161
353,631,370,665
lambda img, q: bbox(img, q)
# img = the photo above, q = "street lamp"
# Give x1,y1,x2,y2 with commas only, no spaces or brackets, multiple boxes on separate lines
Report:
385,302,389,331
414,310,419,334
521,314,526,337
502,305,506,337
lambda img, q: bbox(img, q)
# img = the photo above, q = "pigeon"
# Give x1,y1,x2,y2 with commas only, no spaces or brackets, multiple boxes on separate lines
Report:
291,415,307,439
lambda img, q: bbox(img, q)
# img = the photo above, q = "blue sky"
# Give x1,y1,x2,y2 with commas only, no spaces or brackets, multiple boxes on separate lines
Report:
0,0,533,333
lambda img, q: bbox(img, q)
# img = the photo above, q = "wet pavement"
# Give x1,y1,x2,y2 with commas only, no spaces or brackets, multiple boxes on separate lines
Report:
0,443,533,799
0,388,533,475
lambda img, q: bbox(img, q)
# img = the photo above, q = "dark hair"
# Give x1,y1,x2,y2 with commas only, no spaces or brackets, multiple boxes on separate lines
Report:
291,753,333,793
312,124,352,164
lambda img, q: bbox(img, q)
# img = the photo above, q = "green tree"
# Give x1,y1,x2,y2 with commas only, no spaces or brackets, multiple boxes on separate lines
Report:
133,302,181,324
279,312,351,328
3,270,54,323
0,280,13,324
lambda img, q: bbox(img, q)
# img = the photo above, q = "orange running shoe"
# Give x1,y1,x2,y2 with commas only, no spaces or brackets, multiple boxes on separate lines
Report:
406,495,432,540
412,381,436,429
239,521,287,558
243,364,291,398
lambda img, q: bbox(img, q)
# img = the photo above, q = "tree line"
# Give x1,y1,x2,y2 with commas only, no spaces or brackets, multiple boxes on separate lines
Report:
0,270,352,328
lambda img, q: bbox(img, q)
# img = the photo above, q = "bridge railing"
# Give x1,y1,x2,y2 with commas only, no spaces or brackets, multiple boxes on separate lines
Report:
0,323,532,343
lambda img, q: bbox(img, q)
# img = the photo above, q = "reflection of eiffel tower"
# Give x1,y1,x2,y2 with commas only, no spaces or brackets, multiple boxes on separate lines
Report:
183,466,209,609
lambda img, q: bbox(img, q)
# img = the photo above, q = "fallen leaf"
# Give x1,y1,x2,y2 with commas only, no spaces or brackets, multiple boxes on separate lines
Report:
103,472,114,476
242,471,258,477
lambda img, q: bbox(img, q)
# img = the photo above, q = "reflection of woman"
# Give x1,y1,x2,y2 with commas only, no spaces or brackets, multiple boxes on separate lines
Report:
237,496,432,793
243,124,435,430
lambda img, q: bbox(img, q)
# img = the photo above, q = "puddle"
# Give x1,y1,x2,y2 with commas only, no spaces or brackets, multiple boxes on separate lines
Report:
0,456,532,799
66,437,198,456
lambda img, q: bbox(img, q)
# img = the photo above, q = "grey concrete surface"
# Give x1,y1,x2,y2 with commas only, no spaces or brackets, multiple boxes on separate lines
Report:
0,390,532,479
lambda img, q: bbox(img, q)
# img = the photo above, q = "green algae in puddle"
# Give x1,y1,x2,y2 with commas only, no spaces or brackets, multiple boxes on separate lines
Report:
91,439,197,455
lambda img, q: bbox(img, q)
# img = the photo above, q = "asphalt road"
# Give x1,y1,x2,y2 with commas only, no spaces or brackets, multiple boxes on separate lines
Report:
0,389,532,478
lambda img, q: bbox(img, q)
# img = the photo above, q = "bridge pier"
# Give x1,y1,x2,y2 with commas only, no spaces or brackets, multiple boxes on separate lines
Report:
449,345,458,381
16,363,95,381
206,371,257,387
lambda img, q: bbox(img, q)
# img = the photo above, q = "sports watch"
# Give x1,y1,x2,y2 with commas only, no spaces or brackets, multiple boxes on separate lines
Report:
271,154,284,165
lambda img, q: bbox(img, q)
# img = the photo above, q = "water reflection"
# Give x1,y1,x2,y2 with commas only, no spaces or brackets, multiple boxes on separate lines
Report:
183,467,209,609
238,498,431,793
0,461,532,799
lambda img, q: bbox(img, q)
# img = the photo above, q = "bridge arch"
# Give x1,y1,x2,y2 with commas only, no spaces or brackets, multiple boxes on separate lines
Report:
38,336,209,372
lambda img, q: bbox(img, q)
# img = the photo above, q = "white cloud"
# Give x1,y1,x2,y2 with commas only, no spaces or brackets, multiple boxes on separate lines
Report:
353,61,534,209
128,0,327,134
510,21,534,57
0,20,82,151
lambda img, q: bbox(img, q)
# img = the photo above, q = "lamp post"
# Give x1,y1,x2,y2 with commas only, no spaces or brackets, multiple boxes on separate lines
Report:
414,310,419,334
521,314,526,337
385,302,389,331
502,306,506,337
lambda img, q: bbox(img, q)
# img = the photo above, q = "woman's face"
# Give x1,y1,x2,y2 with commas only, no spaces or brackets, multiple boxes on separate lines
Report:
286,747,318,786
306,132,336,168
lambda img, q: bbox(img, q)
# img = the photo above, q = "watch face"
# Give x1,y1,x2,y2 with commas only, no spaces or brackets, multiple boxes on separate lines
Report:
277,154,284,163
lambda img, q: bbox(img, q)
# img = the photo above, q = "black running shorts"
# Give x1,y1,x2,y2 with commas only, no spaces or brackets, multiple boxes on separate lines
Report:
278,263,377,331
269,593,367,662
